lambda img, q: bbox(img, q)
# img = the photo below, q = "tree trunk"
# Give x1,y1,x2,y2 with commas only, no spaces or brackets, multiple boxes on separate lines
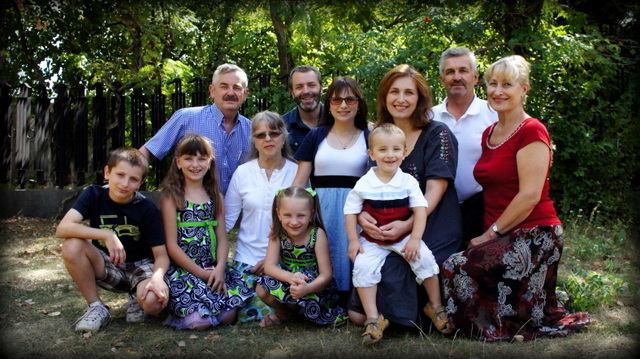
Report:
269,0,295,86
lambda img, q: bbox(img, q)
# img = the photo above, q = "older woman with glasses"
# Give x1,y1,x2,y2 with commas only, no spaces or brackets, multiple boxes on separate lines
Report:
293,76,371,304
225,111,299,323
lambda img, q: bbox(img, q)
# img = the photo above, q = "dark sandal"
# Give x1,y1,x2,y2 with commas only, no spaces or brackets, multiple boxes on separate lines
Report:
361,314,389,345
424,303,453,334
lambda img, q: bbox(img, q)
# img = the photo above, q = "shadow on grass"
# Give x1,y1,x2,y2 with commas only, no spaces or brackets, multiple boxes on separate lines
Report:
1,217,639,359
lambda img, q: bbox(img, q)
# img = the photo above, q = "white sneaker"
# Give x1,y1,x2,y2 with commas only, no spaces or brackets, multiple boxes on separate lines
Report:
74,303,110,332
125,299,148,323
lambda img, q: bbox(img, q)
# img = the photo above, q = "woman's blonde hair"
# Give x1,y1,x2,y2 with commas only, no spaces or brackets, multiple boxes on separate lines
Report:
484,55,531,87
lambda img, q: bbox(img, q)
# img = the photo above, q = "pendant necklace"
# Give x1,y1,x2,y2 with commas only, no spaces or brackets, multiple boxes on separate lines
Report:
333,130,356,149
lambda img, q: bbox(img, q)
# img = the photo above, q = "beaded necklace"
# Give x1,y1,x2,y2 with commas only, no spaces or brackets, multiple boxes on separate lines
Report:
486,119,528,150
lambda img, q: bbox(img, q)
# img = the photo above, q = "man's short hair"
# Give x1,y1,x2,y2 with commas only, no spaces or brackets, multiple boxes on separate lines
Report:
287,65,322,90
439,47,478,76
107,147,149,179
212,63,249,88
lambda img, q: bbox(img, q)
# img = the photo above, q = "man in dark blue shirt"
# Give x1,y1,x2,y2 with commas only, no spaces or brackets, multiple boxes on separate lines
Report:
281,65,324,154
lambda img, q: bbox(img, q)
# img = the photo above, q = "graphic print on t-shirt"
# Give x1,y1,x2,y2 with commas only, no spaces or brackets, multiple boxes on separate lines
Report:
99,214,141,241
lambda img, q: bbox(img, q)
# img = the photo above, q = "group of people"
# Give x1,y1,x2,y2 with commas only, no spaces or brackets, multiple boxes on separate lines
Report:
56,48,589,344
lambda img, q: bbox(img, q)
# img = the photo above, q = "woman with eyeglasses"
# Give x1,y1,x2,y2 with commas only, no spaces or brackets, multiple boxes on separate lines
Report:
292,76,371,304
225,111,299,323
348,64,462,333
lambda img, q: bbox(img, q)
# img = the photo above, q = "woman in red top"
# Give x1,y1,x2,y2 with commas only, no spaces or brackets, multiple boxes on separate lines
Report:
440,55,589,341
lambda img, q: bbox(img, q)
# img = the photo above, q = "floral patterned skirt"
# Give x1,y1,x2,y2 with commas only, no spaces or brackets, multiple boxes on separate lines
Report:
229,260,275,323
258,266,347,325
164,264,251,329
441,225,589,341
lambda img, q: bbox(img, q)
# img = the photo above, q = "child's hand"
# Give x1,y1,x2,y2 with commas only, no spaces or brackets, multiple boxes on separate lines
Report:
207,265,228,295
348,241,363,262
141,275,169,308
105,233,126,266
249,260,265,276
401,239,421,262
290,282,310,299
290,271,309,286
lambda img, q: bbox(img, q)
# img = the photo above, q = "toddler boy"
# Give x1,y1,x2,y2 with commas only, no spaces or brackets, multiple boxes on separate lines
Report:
344,123,451,345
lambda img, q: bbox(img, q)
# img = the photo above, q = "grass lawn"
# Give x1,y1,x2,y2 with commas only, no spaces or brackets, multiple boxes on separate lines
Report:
0,216,638,358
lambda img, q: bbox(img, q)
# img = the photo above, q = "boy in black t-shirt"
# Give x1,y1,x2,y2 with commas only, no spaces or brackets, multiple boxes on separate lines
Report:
57,147,169,332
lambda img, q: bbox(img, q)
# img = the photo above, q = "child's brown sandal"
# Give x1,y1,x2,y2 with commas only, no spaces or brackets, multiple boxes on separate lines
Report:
361,314,389,345
259,311,293,328
424,303,453,334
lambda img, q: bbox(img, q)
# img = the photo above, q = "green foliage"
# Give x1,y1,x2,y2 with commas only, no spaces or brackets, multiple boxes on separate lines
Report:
526,29,639,221
559,206,639,312
558,270,628,312
1,0,638,222
562,205,627,262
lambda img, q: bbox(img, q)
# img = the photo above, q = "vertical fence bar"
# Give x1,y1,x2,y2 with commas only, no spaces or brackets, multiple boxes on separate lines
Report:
92,83,107,184
150,83,166,187
52,83,71,188
34,84,51,186
190,77,207,107
15,84,32,188
131,88,146,149
71,84,88,186
258,72,271,112
110,82,125,149
170,78,186,113
0,82,12,183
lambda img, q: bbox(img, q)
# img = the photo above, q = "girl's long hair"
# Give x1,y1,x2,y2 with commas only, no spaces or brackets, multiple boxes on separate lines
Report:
376,64,433,129
161,134,222,215
269,186,325,242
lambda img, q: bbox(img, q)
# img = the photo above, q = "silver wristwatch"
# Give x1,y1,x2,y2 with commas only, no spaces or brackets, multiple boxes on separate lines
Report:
492,222,504,237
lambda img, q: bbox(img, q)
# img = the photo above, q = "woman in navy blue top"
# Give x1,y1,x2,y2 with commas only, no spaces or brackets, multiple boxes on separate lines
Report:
348,64,462,329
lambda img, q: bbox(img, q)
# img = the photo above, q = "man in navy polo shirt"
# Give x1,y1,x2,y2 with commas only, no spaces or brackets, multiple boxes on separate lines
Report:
281,65,324,155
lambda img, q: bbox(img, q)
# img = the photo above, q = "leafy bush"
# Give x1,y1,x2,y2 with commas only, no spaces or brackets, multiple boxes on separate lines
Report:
558,270,628,312
559,207,639,312
2,1,638,225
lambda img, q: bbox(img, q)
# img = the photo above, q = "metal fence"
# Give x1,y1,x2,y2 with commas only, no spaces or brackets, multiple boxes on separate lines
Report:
1,73,287,190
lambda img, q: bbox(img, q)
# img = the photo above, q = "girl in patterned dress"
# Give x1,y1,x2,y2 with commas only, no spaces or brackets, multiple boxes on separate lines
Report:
160,134,250,330
256,186,347,327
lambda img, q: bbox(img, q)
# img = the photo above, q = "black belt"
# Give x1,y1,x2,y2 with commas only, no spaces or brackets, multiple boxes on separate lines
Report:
313,175,359,188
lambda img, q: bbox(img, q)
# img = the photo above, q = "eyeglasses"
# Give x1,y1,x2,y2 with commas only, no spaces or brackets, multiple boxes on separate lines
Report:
330,96,358,106
253,131,283,139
